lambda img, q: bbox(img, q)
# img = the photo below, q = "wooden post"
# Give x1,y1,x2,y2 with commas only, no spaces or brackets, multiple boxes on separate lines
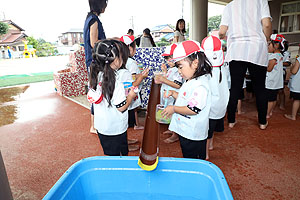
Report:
0,151,13,200
138,79,160,171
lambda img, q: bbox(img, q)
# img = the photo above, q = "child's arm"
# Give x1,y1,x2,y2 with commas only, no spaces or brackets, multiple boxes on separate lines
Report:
116,88,137,112
290,60,300,75
162,86,208,118
164,90,178,99
155,75,181,89
267,58,277,72
132,68,149,87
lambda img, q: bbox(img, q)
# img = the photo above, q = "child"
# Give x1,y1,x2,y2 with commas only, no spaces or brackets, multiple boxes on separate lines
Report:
201,36,229,160
285,57,300,120
266,34,285,119
121,35,149,130
278,40,291,110
155,44,183,143
161,40,212,160
87,39,137,156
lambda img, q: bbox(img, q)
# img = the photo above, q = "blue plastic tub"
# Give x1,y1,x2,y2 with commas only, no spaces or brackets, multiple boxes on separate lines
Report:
43,156,233,200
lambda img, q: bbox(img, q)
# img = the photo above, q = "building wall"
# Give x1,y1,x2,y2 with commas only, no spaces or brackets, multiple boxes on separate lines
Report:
269,0,300,44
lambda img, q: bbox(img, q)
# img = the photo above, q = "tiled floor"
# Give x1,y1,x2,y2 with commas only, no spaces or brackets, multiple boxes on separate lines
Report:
0,81,300,200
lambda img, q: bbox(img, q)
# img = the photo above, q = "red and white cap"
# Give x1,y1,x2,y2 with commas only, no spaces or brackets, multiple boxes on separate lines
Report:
162,43,177,57
120,35,135,45
171,40,204,63
270,34,285,49
201,36,224,67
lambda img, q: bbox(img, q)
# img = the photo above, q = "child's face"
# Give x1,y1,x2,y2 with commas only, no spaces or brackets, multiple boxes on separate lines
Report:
176,59,197,80
129,46,136,57
268,41,279,53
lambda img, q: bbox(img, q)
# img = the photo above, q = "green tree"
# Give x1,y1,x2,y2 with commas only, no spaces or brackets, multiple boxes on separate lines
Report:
0,22,9,35
208,15,222,32
27,36,39,49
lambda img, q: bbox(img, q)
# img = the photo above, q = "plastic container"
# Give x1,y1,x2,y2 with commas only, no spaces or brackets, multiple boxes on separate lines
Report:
43,156,233,200
153,71,165,84
155,104,171,124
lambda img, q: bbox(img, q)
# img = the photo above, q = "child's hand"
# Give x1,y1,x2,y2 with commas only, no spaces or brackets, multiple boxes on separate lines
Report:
141,68,149,78
161,64,167,74
128,87,137,99
161,105,175,118
155,74,166,84
164,90,173,98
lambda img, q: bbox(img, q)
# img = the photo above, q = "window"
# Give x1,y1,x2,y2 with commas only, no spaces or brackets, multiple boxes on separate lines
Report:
279,1,300,33
18,46,24,51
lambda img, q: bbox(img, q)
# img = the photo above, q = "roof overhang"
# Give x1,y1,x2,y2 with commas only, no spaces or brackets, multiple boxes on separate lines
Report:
208,0,231,5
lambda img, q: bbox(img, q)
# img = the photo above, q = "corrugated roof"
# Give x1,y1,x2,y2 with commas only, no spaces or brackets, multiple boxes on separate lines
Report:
0,33,27,45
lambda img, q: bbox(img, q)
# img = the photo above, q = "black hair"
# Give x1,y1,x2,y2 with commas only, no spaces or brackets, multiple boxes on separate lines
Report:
283,40,289,52
88,0,107,15
118,41,130,69
89,39,121,106
163,55,172,60
127,29,134,35
143,28,156,47
181,52,212,79
175,19,186,33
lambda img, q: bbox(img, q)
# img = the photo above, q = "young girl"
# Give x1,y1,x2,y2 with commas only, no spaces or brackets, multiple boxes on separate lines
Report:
87,39,137,156
285,57,300,120
155,43,183,143
120,35,149,130
266,34,285,119
173,19,186,43
161,40,212,160
201,36,229,160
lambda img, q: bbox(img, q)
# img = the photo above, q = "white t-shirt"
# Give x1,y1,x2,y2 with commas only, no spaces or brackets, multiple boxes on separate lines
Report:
288,57,300,93
220,0,271,67
266,53,284,90
160,67,183,106
174,30,185,43
117,68,141,110
169,75,211,140
94,72,128,136
126,58,141,75
208,66,230,119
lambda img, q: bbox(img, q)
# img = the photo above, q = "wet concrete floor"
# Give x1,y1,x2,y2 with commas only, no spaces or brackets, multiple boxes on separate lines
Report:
0,81,300,199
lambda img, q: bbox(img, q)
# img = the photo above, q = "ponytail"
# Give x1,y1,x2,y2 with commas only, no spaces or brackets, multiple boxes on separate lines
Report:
89,40,120,106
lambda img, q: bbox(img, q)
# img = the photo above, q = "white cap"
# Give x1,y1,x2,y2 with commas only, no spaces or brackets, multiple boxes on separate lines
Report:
201,36,224,67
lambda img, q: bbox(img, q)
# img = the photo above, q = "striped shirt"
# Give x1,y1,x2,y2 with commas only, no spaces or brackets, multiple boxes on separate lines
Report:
220,0,271,67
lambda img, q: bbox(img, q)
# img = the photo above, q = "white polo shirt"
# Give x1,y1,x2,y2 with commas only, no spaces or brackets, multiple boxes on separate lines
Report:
174,30,185,43
160,67,183,106
94,72,128,136
220,0,271,67
288,57,300,93
208,65,230,119
169,75,211,141
117,68,141,110
266,53,283,90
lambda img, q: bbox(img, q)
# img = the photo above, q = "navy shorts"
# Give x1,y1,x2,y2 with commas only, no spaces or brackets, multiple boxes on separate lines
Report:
208,118,225,139
266,89,279,102
290,91,300,100
178,135,207,160
97,131,128,156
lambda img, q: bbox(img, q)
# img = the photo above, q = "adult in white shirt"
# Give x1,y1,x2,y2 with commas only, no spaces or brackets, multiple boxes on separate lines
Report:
173,19,186,43
219,0,272,130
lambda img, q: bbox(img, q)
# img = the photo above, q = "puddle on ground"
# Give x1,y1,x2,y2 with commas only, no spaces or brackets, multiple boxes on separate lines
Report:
0,86,29,126
0,81,57,126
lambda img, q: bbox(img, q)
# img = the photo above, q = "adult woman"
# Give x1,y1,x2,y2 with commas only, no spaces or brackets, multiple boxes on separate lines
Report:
219,0,272,130
83,0,108,134
173,19,186,43
139,28,156,47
